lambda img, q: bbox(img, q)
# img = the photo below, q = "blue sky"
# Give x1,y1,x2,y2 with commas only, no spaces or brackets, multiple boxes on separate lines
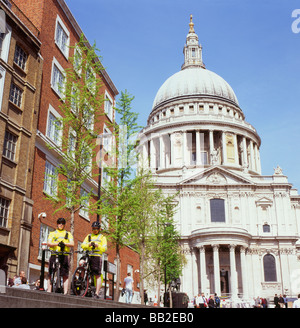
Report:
65,0,300,190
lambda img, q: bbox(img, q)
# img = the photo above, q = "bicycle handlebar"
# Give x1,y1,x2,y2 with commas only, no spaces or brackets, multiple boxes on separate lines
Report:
44,249,72,255
75,250,99,256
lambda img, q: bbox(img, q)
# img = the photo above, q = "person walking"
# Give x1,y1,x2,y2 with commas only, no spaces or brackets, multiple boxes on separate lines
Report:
81,221,107,299
214,293,220,308
207,295,215,308
293,294,300,308
42,217,74,294
123,272,134,304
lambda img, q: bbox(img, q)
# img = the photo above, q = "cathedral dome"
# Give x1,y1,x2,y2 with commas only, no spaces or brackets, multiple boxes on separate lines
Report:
152,67,239,110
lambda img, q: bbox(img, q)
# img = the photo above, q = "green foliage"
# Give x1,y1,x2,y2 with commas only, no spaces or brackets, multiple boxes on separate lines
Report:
44,33,107,232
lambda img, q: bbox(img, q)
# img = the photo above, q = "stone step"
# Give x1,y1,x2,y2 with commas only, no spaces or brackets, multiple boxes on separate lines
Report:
0,287,149,308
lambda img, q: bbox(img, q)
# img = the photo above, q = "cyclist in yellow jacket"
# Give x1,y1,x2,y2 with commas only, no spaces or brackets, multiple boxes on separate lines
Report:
81,221,107,299
42,217,74,294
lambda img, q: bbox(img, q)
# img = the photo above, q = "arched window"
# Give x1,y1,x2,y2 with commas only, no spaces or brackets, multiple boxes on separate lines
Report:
263,254,277,282
263,224,270,233
210,199,225,222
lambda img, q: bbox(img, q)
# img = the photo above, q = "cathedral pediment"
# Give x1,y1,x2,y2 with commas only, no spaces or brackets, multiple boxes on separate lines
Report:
180,166,254,186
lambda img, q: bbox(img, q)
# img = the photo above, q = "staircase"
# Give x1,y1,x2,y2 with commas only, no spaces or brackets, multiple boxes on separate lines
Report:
0,287,149,308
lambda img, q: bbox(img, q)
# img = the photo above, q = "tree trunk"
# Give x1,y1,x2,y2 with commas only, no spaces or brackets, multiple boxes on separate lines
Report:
114,244,121,301
68,210,75,295
157,262,161,307
139,243,145,305
169,285,173,308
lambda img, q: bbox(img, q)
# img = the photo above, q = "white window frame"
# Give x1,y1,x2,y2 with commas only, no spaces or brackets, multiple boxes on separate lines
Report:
104,91,114,121
55,15,70,59
83,102,94,131
101,162,111,187
51,57,65,98
3,130,18,161
86,65,96,94
43,160,58,197
0,23,11,62
103,125,113,154
0,196,10,228
73,44,82,76
46,105,62,147
68,127,76,159
79,188,89,220
38,224,55,261
14,44,27,71
0,24,11,111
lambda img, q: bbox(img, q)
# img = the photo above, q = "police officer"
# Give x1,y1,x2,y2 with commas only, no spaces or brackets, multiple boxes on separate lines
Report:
42,217,74,294
81,221,107,298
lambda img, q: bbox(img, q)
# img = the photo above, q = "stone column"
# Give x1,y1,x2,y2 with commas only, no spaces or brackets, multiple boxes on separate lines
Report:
196,130,201,165
212,244,221,295
182,131,187,166
209,130,214,164
240,246,248,299
233,134,239,165
150,138,156,171
222,131,227,165
229,244,238,299
159,135,165,169
249,140,255,171
242,137,248,166
199,246,207,293
170,133,175,167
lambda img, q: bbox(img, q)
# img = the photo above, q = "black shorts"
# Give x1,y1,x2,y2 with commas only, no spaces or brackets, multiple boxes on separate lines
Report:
49,255,70,277
89,256,102,276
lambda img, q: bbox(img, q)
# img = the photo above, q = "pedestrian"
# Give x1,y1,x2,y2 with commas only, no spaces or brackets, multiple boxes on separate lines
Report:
197,292,207,308
13,270,26,286
144,290,148,305
214,293,220,308
283,294,288,308
255,296,261,308
293,294,300,308
42,217,74,295
274,294,280,308
278,294,285,308
12,277,30,289
123,272,134,304
207,295,215,308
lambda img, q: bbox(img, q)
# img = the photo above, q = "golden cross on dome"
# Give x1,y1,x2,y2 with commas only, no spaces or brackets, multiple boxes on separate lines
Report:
189,14,195,33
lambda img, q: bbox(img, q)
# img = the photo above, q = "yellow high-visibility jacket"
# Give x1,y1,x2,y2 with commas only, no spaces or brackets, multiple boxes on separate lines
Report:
81,233,107,256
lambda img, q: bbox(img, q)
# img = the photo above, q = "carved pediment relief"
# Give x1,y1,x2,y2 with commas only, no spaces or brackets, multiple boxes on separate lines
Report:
206,172,227,184
180,166,254,186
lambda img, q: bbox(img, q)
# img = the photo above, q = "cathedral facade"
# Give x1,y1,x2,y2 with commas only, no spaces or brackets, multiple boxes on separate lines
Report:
139,16,300,301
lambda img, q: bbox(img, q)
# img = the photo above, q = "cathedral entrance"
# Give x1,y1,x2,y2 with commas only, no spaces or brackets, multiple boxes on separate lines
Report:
220,269,229,295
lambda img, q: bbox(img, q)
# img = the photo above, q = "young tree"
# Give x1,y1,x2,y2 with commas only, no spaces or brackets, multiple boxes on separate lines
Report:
148,191,184,308
44,34,107,292
126,168,159,305
99,90,142,300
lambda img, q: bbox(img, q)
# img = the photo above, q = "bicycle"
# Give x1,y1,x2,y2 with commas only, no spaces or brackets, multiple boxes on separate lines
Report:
72,249,98,297
46,248,71,294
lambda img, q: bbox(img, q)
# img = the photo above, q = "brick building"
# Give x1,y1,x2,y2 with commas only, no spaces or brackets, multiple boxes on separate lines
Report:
11,0,140,300
0,0,43,277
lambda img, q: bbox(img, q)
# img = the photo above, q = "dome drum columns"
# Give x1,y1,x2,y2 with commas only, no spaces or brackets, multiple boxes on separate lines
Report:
139,128,261,174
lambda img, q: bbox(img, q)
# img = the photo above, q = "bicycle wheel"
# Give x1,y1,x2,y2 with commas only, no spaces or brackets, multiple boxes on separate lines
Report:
51,267,62,293
72,267,89,297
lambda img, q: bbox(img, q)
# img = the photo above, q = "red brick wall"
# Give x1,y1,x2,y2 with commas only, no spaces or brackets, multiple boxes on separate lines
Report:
15,0,140,289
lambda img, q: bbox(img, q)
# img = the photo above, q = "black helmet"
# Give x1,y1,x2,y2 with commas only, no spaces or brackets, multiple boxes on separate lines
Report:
91,221,101,229
57,217,66,225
